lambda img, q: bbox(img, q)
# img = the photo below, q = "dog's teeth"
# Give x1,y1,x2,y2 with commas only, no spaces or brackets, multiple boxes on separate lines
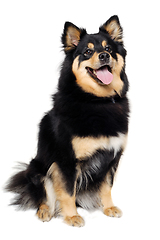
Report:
93,70,97,76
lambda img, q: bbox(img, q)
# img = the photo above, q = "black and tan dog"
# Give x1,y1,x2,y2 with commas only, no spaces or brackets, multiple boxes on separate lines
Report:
6,15,129,227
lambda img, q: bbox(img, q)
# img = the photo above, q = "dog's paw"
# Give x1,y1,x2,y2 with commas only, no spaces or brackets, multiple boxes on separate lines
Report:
37,204,52,222
64,215,85,227
104,206,122,218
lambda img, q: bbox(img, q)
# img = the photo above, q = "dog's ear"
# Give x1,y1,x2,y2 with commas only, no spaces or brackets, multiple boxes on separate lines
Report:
100,15,123,43
62,22,86,52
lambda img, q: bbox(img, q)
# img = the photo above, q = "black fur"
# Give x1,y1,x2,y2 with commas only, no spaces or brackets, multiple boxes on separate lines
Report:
6,162,46,209
5,15,129,212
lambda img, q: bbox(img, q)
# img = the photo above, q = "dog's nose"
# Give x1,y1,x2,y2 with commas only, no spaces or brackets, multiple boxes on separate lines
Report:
99,52,110,62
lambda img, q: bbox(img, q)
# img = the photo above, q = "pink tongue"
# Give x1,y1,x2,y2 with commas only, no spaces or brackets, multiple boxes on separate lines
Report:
95,67,113,85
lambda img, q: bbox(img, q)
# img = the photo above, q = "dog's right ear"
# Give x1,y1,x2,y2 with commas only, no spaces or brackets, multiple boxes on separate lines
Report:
62,22,86,53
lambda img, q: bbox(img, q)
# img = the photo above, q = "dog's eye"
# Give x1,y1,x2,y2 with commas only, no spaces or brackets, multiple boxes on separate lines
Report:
84,48,93,56
105,46,112,53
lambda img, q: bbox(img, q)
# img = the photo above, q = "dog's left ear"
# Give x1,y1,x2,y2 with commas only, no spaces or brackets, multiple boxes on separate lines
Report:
62,22,87,52
100,15,123,43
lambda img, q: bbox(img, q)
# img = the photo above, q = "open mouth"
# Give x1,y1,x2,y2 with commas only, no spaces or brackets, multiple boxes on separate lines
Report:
86,65,113,85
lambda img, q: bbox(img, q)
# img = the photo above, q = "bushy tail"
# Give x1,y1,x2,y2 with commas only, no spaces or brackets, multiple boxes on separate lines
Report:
5,159,46,210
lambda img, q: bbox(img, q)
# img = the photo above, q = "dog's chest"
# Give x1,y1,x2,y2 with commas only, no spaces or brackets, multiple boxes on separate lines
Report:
72,133,127,160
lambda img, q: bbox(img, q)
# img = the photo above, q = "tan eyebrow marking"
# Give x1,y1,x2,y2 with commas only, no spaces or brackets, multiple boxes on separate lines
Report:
102,40,107,48
88,43,94,49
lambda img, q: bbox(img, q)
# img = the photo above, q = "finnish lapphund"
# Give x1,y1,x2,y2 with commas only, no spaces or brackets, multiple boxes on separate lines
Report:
6,15,129,227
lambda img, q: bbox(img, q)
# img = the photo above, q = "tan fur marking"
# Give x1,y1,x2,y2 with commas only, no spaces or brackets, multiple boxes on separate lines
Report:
48,163,78,218
102,40,107,48
110,54,124,96
72,133,127,160
72,52,124,97
87,52,100,69
72,136,109,159
88,42,94,49
100,182,114,209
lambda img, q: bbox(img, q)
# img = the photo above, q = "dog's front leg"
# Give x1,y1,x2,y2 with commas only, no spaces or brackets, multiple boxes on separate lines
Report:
58,192,84,227
99,181,122,218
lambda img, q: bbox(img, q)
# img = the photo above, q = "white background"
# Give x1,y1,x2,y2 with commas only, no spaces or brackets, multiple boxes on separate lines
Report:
0,0,160,239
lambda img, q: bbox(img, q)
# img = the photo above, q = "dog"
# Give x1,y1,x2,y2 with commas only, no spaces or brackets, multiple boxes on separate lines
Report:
6,15,129,227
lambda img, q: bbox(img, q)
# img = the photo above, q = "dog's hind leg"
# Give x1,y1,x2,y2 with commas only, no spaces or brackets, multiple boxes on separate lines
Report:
37,203,52,222
37,176,56,222
48,162,85,227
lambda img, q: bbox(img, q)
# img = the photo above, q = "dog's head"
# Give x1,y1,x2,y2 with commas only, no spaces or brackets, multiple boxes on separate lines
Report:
61,15,128,98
